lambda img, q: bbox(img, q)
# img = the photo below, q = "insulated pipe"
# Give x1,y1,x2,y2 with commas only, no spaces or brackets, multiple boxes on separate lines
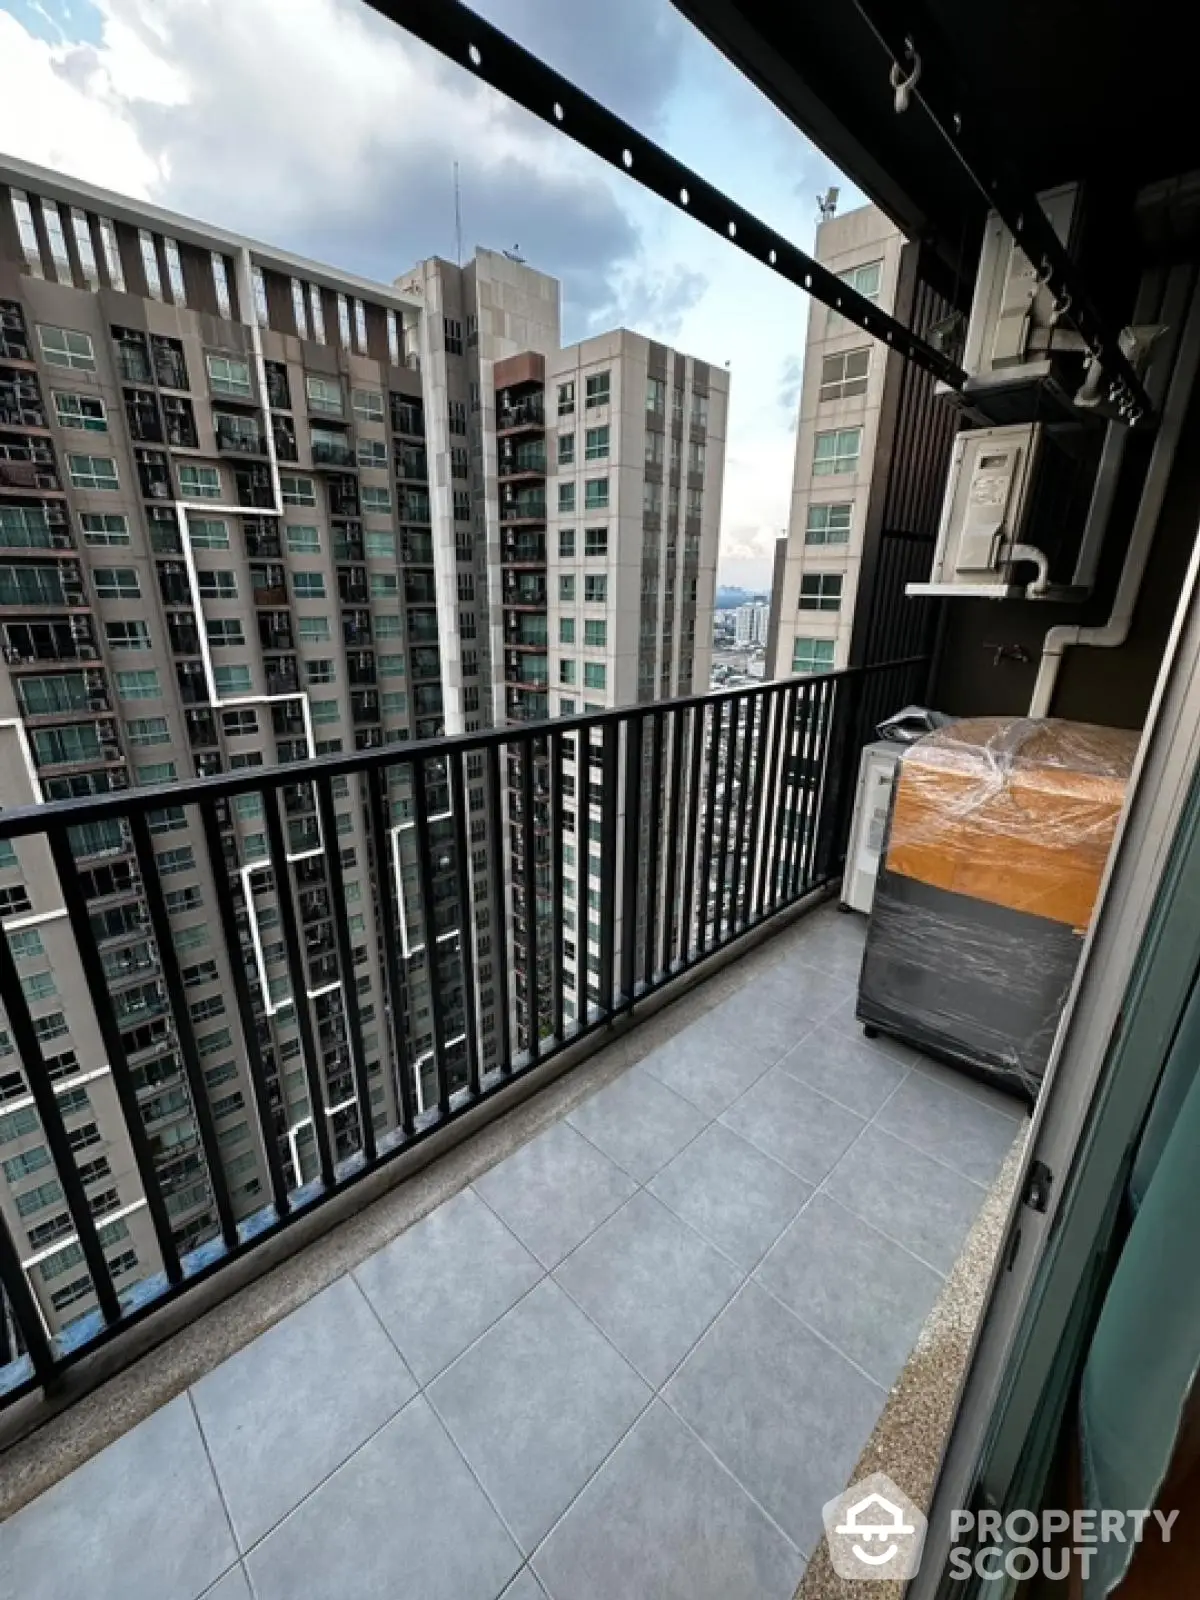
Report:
1029,275,1200,718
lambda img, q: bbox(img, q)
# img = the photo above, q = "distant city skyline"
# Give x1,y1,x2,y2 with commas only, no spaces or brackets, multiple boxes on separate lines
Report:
0,0,867,591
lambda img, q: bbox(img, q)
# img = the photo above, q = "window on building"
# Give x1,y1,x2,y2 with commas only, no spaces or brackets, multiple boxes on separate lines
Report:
291,572,325,601
557,381,575,416
337,292,353,348
645,430,664,467
370,573,398,598
94,567,140,599
585,372,611,407
212,253,234,319
38,325,95,371
558,482,576,514
559,575,576,602
10,189,44,275
115,669,161,700
584,426,609,462
558,433,575,466
308,284,326,343
223,710,258,737
646,376,666,415
53,392,107,433
306,375,342,415
584,479,609,511
179,463,223,500
560,617,576,644
95,216,124,290
213,665,252,694
81,513,129,545
819,348,870,402
353,388,384,422
444,317,463,355
365,531,395,559
584,528,608,558
126,716,170,747
812,427,862,477
281,474,316,506
583,662,606,690
560,659,577,685
206,354,252,398
805,503,853,546
688,439,706,473
163,238,186,305
584,619,607,648
584,574,608,603
189,517,229,549
358,439,387,468
838,260,882,301
798,573,843,611
791,637,836,675
68,454,119,491
106,620,151,651
206,618,245,646
197,570,237,599
138,230,163,299
361,486,392,514
298,616,331,642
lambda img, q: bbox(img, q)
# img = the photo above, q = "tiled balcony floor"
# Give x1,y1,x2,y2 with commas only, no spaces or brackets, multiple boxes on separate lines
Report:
0,906,1026,1600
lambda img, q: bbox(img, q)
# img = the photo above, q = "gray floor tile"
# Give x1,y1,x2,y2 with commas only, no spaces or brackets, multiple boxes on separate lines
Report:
474,1121,637,1269
200,1568,252,1600
638,1008,780,1116
911,1055,1028,1120
665,1281,884,1555
533,1400,804,1600
875,1067,1022,1185
756,1194,944,1387
777,1022,910,1116
354,1186,543,1383
648,1122,812,1270
0,1394,236,1600
501,1573,547,1600
720,1068,866,1183
823,1124,987,1274
785,923,867,984
246,1397,521,1600
191,1275,416,1551
567,1066,708,1183
704,969,841,1058
555,1191,742,1386
825,996,919,1063
430,1279,650,1553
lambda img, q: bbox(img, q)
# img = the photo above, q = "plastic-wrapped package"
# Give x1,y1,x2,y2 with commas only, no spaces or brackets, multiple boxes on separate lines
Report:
857,716,1139,1100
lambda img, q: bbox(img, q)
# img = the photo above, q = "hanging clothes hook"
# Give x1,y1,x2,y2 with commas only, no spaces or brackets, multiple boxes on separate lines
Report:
890,47,922,113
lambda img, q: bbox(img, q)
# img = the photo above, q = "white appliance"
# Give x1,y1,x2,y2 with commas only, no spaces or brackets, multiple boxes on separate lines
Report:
842,740,903,914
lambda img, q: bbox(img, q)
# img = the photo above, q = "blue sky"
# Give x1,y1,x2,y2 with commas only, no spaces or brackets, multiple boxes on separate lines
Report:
0,0,864,590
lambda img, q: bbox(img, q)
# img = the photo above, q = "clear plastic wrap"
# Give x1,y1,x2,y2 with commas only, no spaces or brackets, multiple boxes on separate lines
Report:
858,716,1139,1098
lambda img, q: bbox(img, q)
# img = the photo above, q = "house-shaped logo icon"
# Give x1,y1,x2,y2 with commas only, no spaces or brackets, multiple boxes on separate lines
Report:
823,1473,927,1581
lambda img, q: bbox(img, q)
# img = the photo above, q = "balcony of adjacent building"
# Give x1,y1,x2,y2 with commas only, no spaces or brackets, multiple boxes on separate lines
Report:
0,435,62,495
310,425,355,471
214,411,268,459
498,439,548,483
0,367,48,432
496,385,546,438
500,488,548,526
0,659,1027,1600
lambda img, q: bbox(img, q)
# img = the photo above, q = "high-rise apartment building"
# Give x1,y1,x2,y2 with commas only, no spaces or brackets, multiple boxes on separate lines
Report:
0,157,725,1338
733,603,768,647
768,203,905,678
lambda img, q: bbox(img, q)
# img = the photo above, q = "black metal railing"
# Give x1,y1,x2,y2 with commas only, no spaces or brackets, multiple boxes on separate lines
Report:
0,656,923,1409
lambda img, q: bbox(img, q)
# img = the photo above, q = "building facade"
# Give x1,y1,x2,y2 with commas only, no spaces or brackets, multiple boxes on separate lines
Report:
0,158,725,1340
769,203,905,679
733,602,768,647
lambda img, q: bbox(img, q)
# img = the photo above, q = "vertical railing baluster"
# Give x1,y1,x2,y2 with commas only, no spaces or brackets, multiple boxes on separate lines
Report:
698,700,724,954
643,709,664,992
448,750,481,1098
714,697,739,946
598,721,619,1017
314,776,377,1164
660,707,684,977
366,766,416,1136
129,811,239,1250
0,1212,55,1386
45,830,182,1290
0,924,121,1324
551,728,566,1040
680,704,705,965
732,694,756,933
412,755,451,1115
201,804,290,1218
520,736,539,1063
487,741,513,1075
263,787,335,1189
768,683,800,914
619,714,643,1007
753,687,785,920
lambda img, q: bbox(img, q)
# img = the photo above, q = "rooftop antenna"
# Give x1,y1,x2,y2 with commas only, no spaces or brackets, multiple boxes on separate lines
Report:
453,161,463,267
817,185,840,222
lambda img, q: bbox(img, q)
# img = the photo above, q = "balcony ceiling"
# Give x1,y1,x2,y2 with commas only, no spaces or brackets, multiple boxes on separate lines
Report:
673,0,1200,272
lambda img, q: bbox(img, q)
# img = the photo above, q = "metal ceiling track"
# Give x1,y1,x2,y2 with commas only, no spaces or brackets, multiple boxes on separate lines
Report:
364,0,968,390
852,0,1154,422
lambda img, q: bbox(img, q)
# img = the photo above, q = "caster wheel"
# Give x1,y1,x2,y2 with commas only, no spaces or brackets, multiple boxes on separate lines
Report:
863,1025,880,1040
837,902,854,914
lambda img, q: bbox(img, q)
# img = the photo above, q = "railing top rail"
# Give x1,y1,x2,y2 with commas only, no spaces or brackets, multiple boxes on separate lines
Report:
0,656,927,838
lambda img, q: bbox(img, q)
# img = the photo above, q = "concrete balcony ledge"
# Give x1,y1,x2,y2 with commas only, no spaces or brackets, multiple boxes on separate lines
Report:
0,903,1027,1600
